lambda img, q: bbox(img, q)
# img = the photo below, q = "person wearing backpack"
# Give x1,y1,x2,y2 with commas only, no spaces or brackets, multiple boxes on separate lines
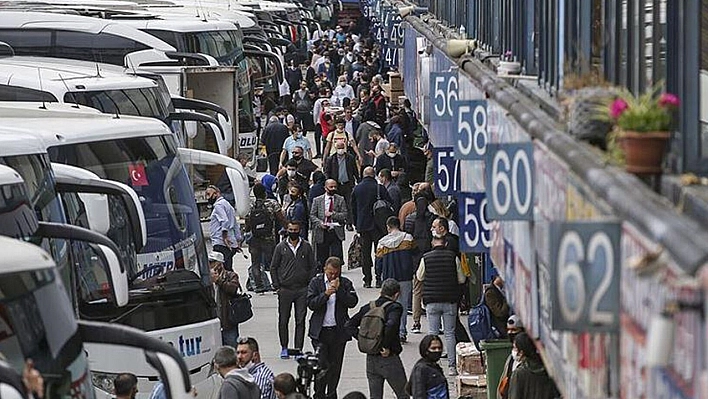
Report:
246,184,285,293
213,346,261,399
345,279,407,399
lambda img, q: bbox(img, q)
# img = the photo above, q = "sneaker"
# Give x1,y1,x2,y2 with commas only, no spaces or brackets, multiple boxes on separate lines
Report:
280,348,289,359
448,368,458,376
411,323,421,334
399,334,407,343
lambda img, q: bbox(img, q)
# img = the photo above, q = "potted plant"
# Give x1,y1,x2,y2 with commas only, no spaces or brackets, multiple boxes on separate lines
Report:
606,87,679,174
498,51,521,75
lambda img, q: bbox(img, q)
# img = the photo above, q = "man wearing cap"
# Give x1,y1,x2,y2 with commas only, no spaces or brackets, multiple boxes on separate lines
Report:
209,251,242,346
497,315,525,399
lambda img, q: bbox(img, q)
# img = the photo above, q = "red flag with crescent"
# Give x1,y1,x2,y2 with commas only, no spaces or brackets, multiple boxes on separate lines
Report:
129,163,148,186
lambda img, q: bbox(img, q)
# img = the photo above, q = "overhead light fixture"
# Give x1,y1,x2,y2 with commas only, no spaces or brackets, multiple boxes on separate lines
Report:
445,39,477,58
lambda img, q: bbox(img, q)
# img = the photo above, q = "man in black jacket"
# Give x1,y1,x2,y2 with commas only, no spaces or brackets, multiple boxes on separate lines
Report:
485,274,510,339
262,116,291,175
351,166,392,288
324,141,359,230
416,236,467,376
345,279,407,399
307,257,359,399
271,221,317,358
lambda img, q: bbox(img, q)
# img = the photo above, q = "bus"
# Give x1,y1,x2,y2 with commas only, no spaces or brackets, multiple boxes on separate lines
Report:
0,103,248,399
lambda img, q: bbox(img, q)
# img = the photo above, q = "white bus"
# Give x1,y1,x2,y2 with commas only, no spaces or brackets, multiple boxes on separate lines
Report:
0,103,249,399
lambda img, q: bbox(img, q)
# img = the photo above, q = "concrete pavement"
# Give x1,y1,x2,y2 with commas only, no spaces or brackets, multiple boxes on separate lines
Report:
232,230,462,399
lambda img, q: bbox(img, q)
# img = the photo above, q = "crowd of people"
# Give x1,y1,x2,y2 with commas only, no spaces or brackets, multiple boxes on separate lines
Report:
200,13,559,399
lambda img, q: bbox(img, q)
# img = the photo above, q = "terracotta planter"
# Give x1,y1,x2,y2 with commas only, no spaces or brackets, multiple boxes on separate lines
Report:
618,130,671,174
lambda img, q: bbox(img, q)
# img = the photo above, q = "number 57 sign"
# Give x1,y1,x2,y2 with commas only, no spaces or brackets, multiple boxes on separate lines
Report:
549,222,621,332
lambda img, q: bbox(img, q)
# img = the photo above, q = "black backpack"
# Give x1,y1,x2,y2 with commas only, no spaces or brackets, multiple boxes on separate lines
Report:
248,200,274,238
373,185,395,235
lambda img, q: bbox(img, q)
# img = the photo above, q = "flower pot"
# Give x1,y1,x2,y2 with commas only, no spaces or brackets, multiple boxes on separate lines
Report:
618,130,671,174
498,61,521,75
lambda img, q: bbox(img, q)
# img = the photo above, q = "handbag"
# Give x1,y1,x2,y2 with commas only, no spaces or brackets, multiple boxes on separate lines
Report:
227,286,253,324
347,233,363,270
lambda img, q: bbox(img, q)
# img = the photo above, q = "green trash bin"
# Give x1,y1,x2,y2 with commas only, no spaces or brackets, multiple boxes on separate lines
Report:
479,339,512,399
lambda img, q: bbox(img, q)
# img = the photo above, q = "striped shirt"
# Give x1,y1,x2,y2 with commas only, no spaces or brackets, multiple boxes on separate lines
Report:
248,362,276,399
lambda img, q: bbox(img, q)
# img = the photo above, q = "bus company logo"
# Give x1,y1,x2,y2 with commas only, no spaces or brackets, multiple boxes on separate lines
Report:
164,334,204,358
140,260,175,279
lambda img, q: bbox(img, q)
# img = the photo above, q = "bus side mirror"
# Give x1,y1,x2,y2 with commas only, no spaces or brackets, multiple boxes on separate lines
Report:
95,244,129,307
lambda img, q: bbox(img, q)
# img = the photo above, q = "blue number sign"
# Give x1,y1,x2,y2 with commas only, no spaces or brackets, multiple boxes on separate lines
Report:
429,72,458,122
485,143,534,220
455,100,488,160
458,192,492,252
433,147,460,196
549,222,621,332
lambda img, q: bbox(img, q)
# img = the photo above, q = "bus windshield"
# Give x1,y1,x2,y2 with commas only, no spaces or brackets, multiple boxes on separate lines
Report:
47,135,209,286
66,87,171,120
0,267,94,399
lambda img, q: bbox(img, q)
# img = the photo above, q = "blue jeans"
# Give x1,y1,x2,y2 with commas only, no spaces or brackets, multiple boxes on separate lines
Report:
396,281,412,337
222,326,239,347
426,302,457,369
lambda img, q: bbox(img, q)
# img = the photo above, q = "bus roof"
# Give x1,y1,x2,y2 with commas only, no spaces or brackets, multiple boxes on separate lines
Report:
0,130,46,157
0,103,172,146
107,12,241,32
0,235,56,273
0,12,176,52
144,5,257,29
0,56,158,97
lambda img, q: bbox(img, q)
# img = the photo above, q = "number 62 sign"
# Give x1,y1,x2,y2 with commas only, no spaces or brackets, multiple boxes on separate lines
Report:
549,222,621,332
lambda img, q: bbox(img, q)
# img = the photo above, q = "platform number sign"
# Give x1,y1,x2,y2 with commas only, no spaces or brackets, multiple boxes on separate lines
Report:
433,147,460,196
455,100,487,160
388,12,404,48
549,222,621,332
429,72,458,122
485,143,534,220
459,192,492,252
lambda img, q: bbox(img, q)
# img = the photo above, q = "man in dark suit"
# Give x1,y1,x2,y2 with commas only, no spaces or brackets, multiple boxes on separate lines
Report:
310,180,348,269
307,257,359,399
324,141,359,230
351,166,392,288
484,274,510,339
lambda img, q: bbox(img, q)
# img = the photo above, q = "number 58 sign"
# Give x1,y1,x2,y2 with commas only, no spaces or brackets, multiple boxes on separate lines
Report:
549,222,621,332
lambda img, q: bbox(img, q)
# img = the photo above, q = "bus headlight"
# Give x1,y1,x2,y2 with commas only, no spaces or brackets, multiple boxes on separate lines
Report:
91,371,119,393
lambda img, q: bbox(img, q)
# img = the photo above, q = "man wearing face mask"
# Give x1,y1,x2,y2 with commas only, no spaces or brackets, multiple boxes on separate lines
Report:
281,129,313,166
430,217,460,254
277,156,318,202
374,143,407,178
286,60,302,96
293,80,314,134
206,185,240,272
324,141,359,231
237,337,276,399
332,75,355,107
271,221,317,359
318,52,337,86
310,179,348,268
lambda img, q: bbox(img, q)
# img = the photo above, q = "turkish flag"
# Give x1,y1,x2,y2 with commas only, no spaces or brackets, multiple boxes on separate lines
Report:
129,163,149,186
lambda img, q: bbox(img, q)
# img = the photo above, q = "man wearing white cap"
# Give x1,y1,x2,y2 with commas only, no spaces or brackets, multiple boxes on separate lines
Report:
209,251,242,347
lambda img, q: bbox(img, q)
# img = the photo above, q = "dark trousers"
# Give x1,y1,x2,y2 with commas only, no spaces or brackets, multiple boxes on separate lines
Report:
359,230,380,285
213,244,234,271
277,287,308,350
249,239,274,290
313,327,347,399
314,124,323,156
316,230,344,270
268,152,281,175
366,354,408,399
337,182,354,226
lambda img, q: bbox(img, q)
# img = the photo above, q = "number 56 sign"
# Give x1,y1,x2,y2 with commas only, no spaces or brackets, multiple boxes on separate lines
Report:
549,222,621,332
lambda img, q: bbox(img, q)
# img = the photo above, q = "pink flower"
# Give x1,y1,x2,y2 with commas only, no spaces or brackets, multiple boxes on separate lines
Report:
610,98,628,119
659,93,680,108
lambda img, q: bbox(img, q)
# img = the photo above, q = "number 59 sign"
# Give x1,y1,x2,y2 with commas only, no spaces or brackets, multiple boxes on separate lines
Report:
458,192,492,252
549,222,621,332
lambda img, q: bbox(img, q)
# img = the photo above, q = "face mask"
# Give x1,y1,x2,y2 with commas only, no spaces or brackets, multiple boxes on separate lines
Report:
431,230,443,239
425,351,442,362
292,153,303,160
326,189,337,196
511,349,520,363
339,81,346,87
337,149,346,155
295,132,303,139
387,152,396,158
288,231,300,240
207,196,217,205
287,170,296,178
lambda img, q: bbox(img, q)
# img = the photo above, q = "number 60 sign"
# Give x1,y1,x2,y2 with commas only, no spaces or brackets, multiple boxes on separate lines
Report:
549,222,621,332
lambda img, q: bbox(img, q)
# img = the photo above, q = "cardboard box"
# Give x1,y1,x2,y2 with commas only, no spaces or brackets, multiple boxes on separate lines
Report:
456,375,487,398
457,343,485,375
388,72,403,91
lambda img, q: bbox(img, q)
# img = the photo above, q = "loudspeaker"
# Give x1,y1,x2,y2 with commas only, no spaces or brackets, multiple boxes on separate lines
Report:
445,39,477,58
398,5,416,18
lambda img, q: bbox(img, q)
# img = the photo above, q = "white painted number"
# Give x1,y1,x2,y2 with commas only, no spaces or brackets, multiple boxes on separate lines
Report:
446,77,458,117
491,148,532,217
437,150,450,192
557,231,616,326
457,104,473,156
433,75,458,118
433,76,446,117
463,196,492,249
473,104,488,156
